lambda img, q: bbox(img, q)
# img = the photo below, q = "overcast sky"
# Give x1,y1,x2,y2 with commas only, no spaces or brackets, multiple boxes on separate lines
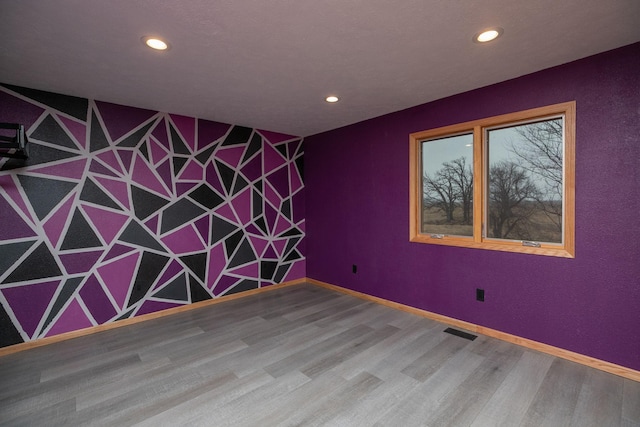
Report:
421,122,562,195
421,130,517,174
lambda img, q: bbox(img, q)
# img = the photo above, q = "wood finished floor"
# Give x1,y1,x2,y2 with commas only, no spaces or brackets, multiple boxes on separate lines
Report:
0,283,638,426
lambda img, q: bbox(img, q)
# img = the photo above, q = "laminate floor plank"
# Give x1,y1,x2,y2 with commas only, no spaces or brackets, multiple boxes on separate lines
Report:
425,341,523,426
252,371,349,426
80,371,239,426
190,370,311,426
328,373,422,426
165,336,249,368
0,283,635,426
312,301,377,328
622,378,640,425
280,292,359,322
0,370,40,399
0,353,152,420
300,325,399,379
520,358,588,426
250,295,332,322
240,314,314,346
374,347,487,426
570,368,623,427
100,318,204,351
263,324,373,378
330,302,395,329
622,418,640,427
470,350,555,427
197,324,332,381
203,321,335,378
283,371,383,427
401,333,474,382
132,325,206,355
134,369,275,427
356,305,407,330
75,340,246,410
289,297,369,327
1,398,76,427
365,326,449,382
331,317,435,381
39,349,143,383
134,325,226,362
250,286,342,321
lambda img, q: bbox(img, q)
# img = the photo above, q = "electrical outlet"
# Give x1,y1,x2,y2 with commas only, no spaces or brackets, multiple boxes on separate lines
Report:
352,264,357,274
476,288,485,302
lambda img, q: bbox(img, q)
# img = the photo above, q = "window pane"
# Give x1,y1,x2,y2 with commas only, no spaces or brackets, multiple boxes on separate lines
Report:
421,133,474,236
486,118,563,243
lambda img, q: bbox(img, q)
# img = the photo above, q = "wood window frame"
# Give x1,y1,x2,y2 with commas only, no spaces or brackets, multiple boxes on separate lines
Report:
409,101,575,258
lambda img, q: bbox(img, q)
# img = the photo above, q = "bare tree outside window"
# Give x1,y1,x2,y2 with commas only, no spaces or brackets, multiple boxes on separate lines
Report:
488,161,540,240
509,119,563,232
421,134,473,236
487,118,564,243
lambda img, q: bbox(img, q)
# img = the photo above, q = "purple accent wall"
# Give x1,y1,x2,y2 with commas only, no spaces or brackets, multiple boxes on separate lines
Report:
0,85,305,348
305,43,640,370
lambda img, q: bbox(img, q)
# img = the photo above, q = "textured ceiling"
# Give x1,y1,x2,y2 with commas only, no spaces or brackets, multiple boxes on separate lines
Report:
1,1,639,136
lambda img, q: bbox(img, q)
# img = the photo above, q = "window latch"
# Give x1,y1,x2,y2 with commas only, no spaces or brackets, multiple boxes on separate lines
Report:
522,241,541,248
430,234,444,239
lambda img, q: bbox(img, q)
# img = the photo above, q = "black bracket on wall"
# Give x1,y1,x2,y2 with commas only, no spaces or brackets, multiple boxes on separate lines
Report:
0,123,29,159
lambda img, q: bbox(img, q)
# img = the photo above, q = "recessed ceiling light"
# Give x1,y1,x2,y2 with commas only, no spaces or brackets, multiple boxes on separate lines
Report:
325,96,339,103
142,36,170,51
473,27,503,43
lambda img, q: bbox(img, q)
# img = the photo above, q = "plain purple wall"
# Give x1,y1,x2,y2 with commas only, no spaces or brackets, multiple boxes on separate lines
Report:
305,43,640,371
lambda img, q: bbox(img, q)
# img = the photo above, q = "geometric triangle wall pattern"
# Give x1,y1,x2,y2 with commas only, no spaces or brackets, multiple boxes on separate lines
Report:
0,83,305,349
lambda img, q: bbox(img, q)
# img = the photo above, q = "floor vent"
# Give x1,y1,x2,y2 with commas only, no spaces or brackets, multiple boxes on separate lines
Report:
444,327,477,341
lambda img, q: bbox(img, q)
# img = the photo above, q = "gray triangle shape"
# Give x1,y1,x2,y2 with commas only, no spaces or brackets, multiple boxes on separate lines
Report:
17,175,77,220
60,209,103,250
275,143,288,159
215,160,235,194
195,144,217,165
79,178,122,210
40,277,83,332
90,110,111,152
170,124,190,155
221,126,252,147
118,120,156,148
139,141,150,161
224,279,258,296
118,220,167,252
211,215,239,245
154,273,188,301
131,185,170,220
189,276,212,302
128,252,170,307
0,240,36,275
241,133,262,163
172,157,188,176
273,264,291,283
116,307,136,321
188,184,224,210
232,174,249,195
160,199,206,234
180,253,207,283
30,115,78,150
0,301,24,346
2,242,62,284
228,238,256,268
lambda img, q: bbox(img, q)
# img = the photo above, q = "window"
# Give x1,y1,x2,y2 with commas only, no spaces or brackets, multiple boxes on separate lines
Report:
409,102,575,258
